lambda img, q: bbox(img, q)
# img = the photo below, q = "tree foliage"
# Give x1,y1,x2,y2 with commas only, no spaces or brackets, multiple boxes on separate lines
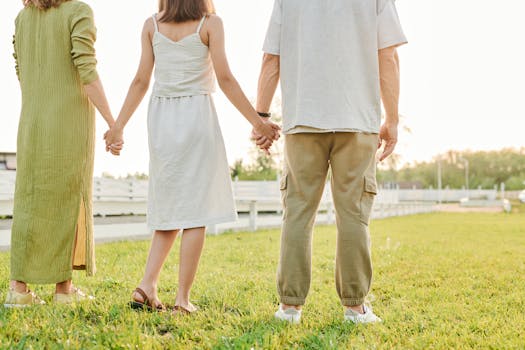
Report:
230,101,284,181
378,148,525,190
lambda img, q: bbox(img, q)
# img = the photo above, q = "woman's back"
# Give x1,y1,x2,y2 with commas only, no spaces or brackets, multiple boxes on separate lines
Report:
11,0,100,283
151,14,215,98
15,1,98,102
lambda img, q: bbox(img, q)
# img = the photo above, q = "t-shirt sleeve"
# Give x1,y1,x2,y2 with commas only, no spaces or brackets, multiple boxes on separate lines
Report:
377,0,407,50
262,0,282,55
70,3,99,84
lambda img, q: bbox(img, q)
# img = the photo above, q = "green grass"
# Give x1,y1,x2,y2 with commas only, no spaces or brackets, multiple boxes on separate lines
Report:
1,205,525,349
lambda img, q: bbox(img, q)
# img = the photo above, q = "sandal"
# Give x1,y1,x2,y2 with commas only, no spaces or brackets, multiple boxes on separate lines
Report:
4,289,46,308
172,304,197,316
129,288,165,312
54,287,94,304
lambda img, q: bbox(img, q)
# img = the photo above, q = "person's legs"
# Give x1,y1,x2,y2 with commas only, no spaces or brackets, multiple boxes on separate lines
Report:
174,227,206,312
329,132,378,313
278,133,331,309
133,230,180,306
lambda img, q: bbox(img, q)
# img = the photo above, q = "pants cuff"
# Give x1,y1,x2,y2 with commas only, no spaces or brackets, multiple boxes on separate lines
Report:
280,296,306,306
341,297,365,307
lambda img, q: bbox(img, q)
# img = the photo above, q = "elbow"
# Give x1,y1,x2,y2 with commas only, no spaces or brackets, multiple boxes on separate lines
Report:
131,76,150,92
217,74,235,90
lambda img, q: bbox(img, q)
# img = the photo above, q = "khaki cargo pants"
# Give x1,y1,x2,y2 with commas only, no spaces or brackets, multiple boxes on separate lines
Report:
278,132,378,307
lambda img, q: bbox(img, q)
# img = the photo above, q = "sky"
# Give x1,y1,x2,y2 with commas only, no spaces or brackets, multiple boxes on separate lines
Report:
1,0,524,176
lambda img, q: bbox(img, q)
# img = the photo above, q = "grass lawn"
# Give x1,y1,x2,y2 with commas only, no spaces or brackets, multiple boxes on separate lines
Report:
1,204,524,349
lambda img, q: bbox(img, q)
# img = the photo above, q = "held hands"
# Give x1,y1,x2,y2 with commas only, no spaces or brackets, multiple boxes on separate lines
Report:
104,125,124,156
251,119,281,155
378,122,398,162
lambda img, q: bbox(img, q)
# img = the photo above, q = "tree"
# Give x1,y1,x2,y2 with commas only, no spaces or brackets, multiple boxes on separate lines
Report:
378,148,525,190
230,100,284,181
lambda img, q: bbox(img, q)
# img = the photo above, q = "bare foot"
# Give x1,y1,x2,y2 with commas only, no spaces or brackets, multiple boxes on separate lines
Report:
174,300,198,313
133,286,163,309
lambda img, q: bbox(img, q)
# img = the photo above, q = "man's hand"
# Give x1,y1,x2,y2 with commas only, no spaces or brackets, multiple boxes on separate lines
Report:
251,130,273,155
251,120,281,155
104,126,124,156
378,122,398,161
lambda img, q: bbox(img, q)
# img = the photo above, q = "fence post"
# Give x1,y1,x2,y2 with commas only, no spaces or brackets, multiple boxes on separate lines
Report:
249,201,258,232
326,200,334,224
208,224,218,235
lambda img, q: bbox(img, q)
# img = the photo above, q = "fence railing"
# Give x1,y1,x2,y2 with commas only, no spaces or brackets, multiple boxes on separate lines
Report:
1,173,437,234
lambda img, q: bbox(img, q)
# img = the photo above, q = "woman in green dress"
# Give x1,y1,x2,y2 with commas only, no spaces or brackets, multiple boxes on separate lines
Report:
5,0,121,307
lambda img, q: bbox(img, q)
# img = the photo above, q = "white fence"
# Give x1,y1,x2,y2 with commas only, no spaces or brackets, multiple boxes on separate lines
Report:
397,188,498,202
0,172,436,233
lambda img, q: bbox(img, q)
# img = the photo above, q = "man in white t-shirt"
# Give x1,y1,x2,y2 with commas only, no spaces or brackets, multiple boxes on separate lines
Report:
254,0,407,324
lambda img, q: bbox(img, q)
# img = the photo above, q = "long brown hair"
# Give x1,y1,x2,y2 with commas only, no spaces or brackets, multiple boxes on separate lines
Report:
23,0,70,10
158,0,215,23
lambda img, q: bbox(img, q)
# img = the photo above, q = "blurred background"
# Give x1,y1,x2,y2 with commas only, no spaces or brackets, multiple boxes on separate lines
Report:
1,0,524,191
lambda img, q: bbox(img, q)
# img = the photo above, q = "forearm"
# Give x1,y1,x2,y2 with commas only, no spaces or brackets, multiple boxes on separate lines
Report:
256,54,280,113
114,79,149,130
84,78,114,127
219,77,263,128
379,48,400,125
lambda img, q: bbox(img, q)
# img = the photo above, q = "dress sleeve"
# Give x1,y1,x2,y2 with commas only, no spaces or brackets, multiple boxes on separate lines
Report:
377,0,407,50
70,3,99,84
263,0,282,55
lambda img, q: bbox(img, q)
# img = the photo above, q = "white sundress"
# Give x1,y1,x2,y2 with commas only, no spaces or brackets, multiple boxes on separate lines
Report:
147,14,237,230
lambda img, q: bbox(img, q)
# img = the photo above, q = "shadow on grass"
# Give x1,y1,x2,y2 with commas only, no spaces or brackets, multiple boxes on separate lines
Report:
208,316,364,350
209,318,290,350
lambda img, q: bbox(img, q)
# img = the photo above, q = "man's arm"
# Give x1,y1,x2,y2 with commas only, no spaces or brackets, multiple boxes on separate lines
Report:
378,46,400,161
254,53,281,150
256,53,280,113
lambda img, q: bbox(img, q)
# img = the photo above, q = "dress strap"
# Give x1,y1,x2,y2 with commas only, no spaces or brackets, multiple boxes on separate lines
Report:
152,14,159,32
196,15,207,34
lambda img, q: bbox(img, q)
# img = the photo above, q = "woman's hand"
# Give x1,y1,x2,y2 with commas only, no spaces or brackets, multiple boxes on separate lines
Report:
104,126,124,156
252,120,281,154
254,120,280,142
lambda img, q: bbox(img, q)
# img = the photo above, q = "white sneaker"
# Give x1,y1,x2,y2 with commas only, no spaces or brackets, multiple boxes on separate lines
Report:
344,305,382,324
274,304,302,324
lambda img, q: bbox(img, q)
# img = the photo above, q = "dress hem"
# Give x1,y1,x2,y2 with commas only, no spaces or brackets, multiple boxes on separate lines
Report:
10,270,73,285
148,213,238,231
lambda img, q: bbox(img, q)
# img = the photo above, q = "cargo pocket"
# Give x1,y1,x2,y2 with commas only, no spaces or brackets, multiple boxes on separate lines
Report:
359,175,377,225
280,173,288,216
280,174,288,191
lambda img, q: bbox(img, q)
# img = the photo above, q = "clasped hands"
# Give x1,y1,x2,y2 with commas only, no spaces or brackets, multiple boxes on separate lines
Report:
252,119,281,155
104,124,124,156
102,119,280,157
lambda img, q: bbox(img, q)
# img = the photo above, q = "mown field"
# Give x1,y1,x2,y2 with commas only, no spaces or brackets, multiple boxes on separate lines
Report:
1,203,524,349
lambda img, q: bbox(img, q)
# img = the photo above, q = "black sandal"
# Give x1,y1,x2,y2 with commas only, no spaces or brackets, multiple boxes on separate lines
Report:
129,288,165,312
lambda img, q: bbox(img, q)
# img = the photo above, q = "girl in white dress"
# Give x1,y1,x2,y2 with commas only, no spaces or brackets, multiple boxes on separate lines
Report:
106,0,280,313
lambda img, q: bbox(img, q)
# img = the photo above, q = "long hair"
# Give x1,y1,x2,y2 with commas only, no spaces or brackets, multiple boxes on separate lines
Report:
23,0,70,10
158,0,215,23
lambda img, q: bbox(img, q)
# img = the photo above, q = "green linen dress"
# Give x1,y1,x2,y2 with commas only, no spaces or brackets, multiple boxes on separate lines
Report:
11,1,99,283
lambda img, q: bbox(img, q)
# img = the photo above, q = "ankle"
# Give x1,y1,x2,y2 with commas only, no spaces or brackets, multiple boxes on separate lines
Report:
175,294,191,306
346,304,365,314
282,304,302,311
138,282,157,295
55,280,73,294
10,281,28,293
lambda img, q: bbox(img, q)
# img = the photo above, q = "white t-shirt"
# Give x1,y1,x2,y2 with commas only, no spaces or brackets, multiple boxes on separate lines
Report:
263,0,407,134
